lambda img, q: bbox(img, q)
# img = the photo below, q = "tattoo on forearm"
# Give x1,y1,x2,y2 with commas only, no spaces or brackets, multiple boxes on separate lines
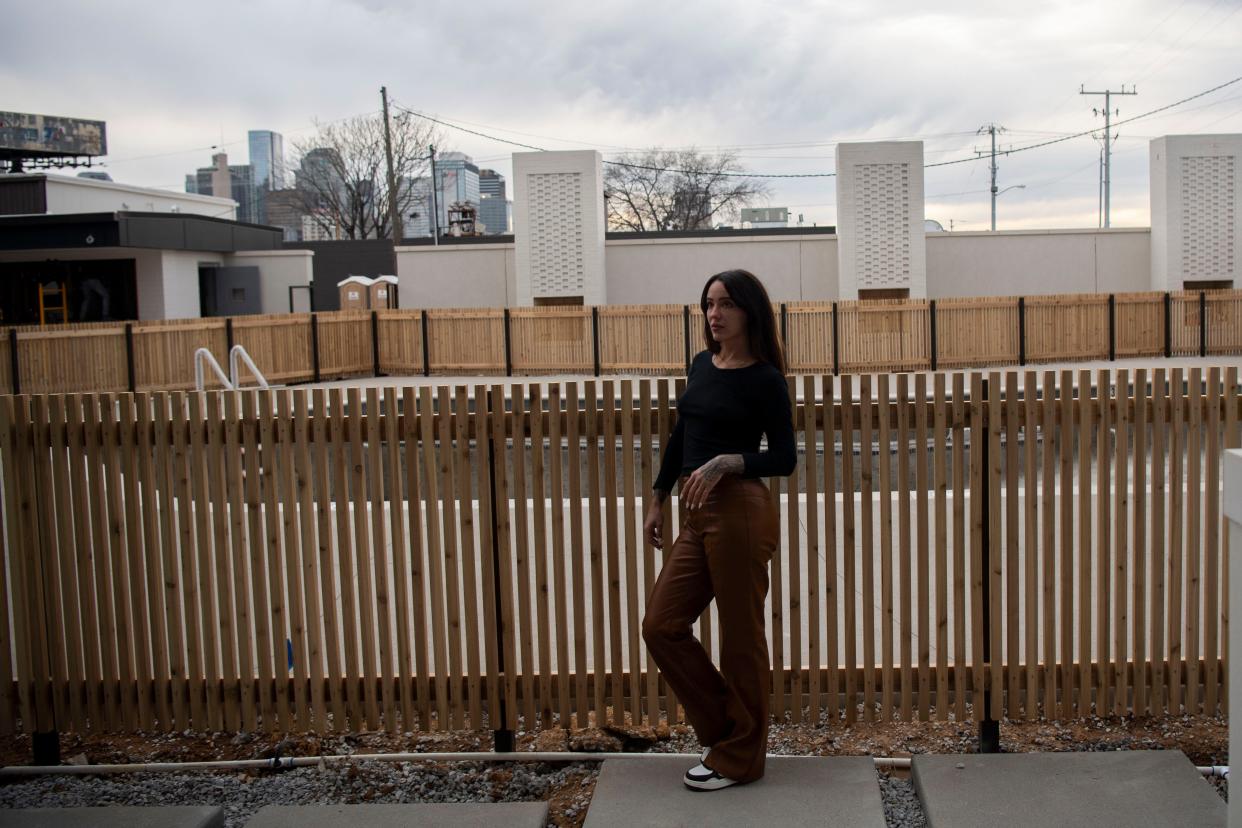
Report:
700,454,744,484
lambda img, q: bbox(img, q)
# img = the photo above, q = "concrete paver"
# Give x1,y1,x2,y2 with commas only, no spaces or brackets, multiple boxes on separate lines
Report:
242,802,548,827
912,750,1224,828
0,806,224,828
583,755,885,827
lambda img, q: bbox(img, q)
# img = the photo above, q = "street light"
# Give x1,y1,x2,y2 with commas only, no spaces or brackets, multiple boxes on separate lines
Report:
991,184,1025,230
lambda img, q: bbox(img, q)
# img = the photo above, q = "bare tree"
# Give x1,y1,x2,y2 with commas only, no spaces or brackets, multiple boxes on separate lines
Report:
291,113,440,240
604,148,769,232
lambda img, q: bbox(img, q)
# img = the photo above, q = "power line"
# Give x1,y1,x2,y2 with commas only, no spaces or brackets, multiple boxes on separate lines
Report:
397,76,1241,179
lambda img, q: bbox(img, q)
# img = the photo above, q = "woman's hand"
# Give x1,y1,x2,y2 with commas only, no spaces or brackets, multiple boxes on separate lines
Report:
644,496,666,549
679,454,744,510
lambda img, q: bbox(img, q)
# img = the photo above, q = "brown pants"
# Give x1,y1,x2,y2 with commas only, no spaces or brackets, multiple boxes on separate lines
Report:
641,476,778,783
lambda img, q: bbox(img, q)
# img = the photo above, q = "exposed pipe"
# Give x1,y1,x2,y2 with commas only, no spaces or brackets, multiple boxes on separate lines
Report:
0,752,913,778
1199,765,1229,779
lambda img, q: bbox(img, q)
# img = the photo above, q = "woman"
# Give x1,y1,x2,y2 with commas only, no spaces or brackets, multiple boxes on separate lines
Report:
641,269,796,791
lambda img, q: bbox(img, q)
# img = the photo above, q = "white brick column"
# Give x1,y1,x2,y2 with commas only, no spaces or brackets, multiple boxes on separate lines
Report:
512,150,606,306
834,141,926,299
1151,134,1242,291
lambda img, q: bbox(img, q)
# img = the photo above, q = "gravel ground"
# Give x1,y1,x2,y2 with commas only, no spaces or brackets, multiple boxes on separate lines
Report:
0,711,1226,827
0,761,599,828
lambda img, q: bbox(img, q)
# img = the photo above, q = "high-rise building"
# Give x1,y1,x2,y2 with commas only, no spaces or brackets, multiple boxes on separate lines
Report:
402,176,436,237
434,152,480,231
248,130,286,224
185,151,257,223
478,168,511,235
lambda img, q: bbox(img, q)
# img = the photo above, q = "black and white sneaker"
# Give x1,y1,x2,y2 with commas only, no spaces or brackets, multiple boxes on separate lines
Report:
683,761,739,791
700,746,711,762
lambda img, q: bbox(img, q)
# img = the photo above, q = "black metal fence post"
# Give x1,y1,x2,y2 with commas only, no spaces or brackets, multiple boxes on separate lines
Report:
486,386,514,752
831,301,840,376
592,306,601,377
1018,297,1026,367
310,313,321,383
225,317,235,355
1163,292,1173,358
420,309,431,377
9,328,19,395
1107,294,1116,361
125,323,137,393
682,305,692,374
503,308,513,377
371,310,381,377
979,375,999,753
929,299,938,372
1200,291,1207,358
780,302,788,349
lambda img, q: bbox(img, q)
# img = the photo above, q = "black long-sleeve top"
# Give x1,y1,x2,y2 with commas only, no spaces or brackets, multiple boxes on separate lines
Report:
654,350,797,492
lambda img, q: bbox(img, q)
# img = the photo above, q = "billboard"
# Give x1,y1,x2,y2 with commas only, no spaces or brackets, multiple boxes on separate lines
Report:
0,112,107,159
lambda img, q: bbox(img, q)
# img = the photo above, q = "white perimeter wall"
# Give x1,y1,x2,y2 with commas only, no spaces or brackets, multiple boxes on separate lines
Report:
227,249,314,314
395,243,516,307
395,228,1152,307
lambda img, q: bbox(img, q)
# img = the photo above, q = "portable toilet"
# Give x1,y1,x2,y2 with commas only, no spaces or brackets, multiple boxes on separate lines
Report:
370,275,399,309
337,275,373,310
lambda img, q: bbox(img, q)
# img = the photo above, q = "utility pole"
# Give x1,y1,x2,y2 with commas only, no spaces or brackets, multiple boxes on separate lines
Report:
1080,85,1136,228
380,86,403,245
428,144,439,245
975,124,1006,231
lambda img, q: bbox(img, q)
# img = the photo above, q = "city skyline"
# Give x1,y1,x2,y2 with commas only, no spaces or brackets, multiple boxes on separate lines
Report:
4,0,1240,232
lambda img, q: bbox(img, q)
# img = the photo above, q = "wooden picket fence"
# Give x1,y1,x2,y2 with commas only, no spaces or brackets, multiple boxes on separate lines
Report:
1,368,1238,735
4,289,1242,395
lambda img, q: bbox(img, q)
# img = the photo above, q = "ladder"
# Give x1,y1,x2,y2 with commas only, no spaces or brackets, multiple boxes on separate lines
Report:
38,281,67,326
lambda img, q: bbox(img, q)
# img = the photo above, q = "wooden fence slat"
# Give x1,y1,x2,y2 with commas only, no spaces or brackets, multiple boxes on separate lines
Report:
399,387,431,731
330,389,363,729
133,395,171,730
490,384,519,730
785,375,802,723
1224,367,1240,713
860,375,877,722
292,391,328,730
510,387,537,728
363,387,395,732
258,391,292,731
1040,372,1057,719
1113,371,1131,716
1150,370,1168,715
840,375,857,723
1022,372,1038,720
1169,369,1185,714
243,391,277,731
1076,370,1094,717
1004,373,1020,718
824,376,841,724
620,381,641,725
549,384,572,726
1132,370,1149,717
311,390,346,730
456,387,484,728
432,386,463,730
382,387,411,731
1097,369,1117,720
153,394,188,730
802,375,821,720
915,373,931,721
100,394,139,730
416,386,450,729
474,383,501,731
986,372,1003,720
346,388,379,730
897,374,914,720
567,382,590,726
1204,368,1221,715
933,374,949,721
951,373,966,722
969,373,984,722
1186,368,1203,714
48,397,86,730
118,395,154,728
529,384,555,728
218,392,248,731
602,381,625,724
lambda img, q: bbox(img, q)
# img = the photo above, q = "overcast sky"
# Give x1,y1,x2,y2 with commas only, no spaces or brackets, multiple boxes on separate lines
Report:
4,0,1241,231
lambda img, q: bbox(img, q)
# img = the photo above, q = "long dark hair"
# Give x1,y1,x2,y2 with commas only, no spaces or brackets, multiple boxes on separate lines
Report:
699,269,786,374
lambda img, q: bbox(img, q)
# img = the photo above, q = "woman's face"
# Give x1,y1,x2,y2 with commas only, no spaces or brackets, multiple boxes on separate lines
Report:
705,279,748,345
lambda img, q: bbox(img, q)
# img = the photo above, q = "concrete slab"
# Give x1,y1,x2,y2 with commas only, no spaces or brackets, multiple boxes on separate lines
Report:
0,806,223,828
583,755,885,828
242,802,548,827
912,750,1224,828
